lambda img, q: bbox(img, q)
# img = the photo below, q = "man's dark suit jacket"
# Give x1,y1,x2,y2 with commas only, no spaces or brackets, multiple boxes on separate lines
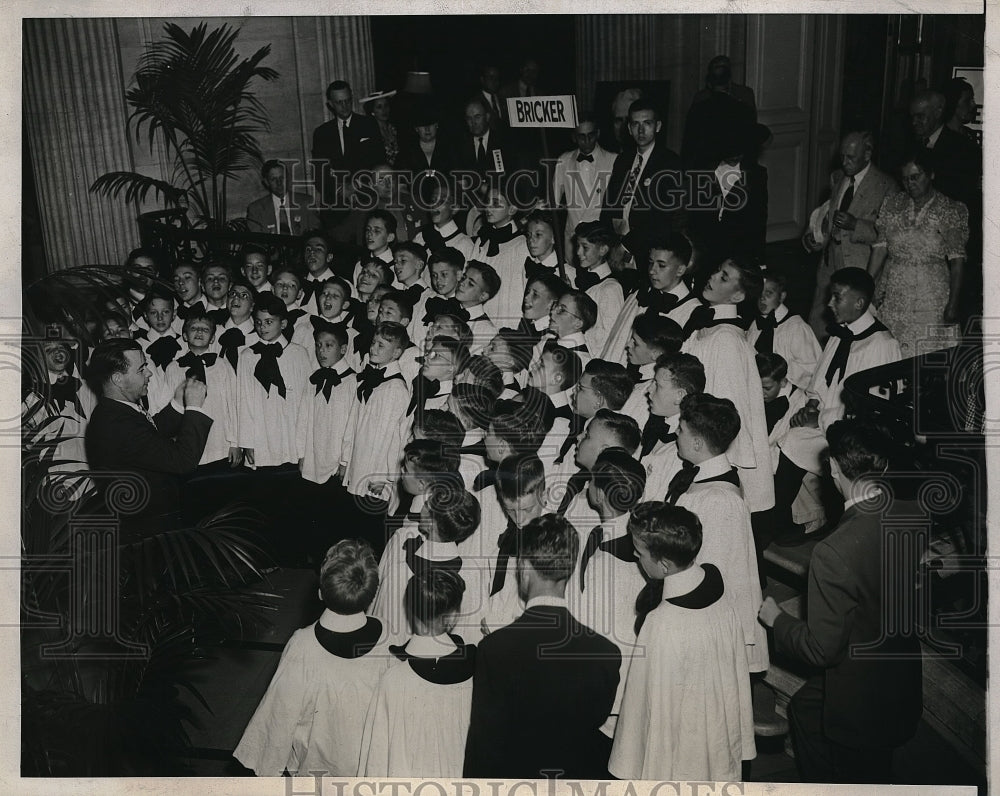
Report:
601,141,685,270
245,192,321,235
926,126,981,211
463,603,621,779
85,398,212,524
773,497,924,750
454,128,517,185
312,113,386,209
686,160,768,270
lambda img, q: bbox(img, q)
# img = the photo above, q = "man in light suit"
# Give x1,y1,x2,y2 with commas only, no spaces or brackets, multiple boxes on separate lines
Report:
803,131,898,340
246,159,320,236
759,419,923,784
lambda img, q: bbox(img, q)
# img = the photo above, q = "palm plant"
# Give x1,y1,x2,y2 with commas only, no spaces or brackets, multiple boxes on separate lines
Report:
90,22,278,228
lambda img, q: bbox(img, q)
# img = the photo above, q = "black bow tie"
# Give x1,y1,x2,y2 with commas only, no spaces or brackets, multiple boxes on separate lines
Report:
575,269,603,292
764,395,790,434
665,461,699,504
473,468,497,492
557,468,590,515
250,341,286,397
683,303,715,335
311,366,352,401
300,279,322,306
754,312,779,354
50,374,84,416
824,320,887,386
217,326,246,371
407,374,442,417
400,283,426,306
423,296,469,325
553,413,586,466
477,222,520,257
576,153,594,163
403,535,462,578
357,363,389,402
636,287,680,315
132,328,149,341
206,307,229,326
176,350,218,383
420,224,459,252
523,256,558,283
282,308,308,341
310,315,349,339
146,335,182,370
176,301,206,321
490,521,520,596
516,316,546,343
579,527,636,591
626,362,642,384
640,415,676,458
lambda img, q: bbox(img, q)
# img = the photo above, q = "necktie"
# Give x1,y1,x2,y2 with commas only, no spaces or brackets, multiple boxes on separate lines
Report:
141,405,158,429
764,395,790,434
575,269,602,292
407,374,441,417
217,327,246,371
278,200,292,234
310,366,350,401
423,296,469,324
621,152,643,209
576,153,594,163
665,461,699,504
356,364,387,402
490,521,519,596
251,341,286,398
490,93,502,121
557,468,590,515
176,301,206,321
754,311,778,354
636,288,680,315
838,176,855,213
146,335,182,370
476,137,487,169
176,350,218,383
338,118,346,156
579,525,604,591
640,415,676,458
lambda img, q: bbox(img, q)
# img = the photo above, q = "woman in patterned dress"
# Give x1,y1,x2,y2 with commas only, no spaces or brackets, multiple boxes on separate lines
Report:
867,148,968,356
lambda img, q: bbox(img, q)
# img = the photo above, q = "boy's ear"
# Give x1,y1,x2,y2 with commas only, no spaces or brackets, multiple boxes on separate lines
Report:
780,289,788,304
280,318,288,331
780,377,789,389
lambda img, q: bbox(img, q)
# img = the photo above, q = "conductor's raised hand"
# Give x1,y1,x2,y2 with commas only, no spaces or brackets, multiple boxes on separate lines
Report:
183,377,208,408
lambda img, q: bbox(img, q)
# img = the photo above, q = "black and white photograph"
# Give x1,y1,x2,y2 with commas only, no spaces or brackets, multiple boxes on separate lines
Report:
10,1,993,793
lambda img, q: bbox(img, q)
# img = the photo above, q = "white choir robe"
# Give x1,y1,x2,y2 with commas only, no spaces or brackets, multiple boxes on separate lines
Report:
413,220,476,264
527,330,591,380
535,389,574,472
371,519,422,641
216,317,259,368
766,384,826,531
542,440,583,511
291,310,354,370
351,247,394,287
410,289,455,351
746,304,822,390
359,634,475,777
458,477,507,591
558,479,601,538
609,565,755,782
464,306,499,355
480,522,526,633
295,362,357,484
233,613,391,776
524,249,577,289
619,362,654,430
582,264,625,355
162,354,236,465
676,454,768,673
474,225,530,327
235,339,310,467
137,329,183,414
457,429,485,492
639,412,684,501
397,345,422,385
601,282,699,365
342,361,409,501
566,513,645,737
681,307,774,512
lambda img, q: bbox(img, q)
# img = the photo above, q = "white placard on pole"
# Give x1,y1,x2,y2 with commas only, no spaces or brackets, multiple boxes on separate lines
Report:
506,95,578,129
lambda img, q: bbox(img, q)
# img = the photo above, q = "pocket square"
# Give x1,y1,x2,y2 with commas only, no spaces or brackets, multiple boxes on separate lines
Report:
359,137,371,143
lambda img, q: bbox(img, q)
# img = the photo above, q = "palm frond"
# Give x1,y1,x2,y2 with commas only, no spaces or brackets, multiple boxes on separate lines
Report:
89,171,187,207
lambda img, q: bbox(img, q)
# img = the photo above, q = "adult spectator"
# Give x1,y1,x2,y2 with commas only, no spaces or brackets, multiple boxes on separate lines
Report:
246,159,320,236
362,89,399,166
478,64,507,127
682,55,757,170
943,77,979,143
690,54,757,114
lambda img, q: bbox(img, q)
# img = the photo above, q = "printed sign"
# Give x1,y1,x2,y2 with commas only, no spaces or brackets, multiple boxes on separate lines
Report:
506,95,578,129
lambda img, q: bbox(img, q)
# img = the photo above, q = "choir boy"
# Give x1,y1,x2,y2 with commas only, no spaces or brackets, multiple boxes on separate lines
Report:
412,247,466,350
300,231,337,311
620,311,685,427
413,183,476,262
292,277,354,365
523,209,577,286
528,289,596,374
525,343,584,472
407,336,468,424
519,271,568,346
484,329,534,397
200,262,232,323
216,277,258,372
573,221,625,354
392,241,431,336
234,539,390,776
173,262,206,322
609,502,755,781
374,291,419,382
352,209,397,285
134,290,183,413
747,268,821,390
269,267,310,342
455,261,501,354
454,354,504,398
473,183,530,325
241,245,273,293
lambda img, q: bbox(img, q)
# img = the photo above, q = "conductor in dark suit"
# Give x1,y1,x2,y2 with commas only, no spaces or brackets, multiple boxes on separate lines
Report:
759,420,923,784
601,98,685,280
85,339,212,529
246,159,320,236
464,513,621,779
312,80,387,234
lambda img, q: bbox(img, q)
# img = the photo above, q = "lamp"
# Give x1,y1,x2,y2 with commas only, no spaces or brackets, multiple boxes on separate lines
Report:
403,71,432,94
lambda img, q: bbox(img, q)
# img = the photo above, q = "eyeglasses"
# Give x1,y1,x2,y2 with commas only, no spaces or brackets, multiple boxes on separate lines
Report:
228,290,252,300
552,303,582,320
424,350,454,366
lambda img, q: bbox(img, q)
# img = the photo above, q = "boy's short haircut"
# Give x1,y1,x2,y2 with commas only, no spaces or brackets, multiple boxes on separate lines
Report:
365,260,395,286
760,267,787,292
403,438,461,475
173,261,198,276
271,267,303,289
591,447,647,512
722,257,764,305
457,354,504,397
827,419,892,481
518,513,580,582
526,271,570,301
631,312,685,355
201,259,233,280
142,288,176,313
428,246,466,271
313,323,349,347
403,569,465,630
496,328,535,373
490,403,545,454
255,292,288,319
450,383,497,430
495,453,546,504
229,274,259,298
366,208,398,235
565,290,598,331
431,316,473,348
584,359,634,410
829,266,875,304
524,209,557,234
319,538,380,614
182,311,217,334
755,351,788,383
427,335,472,374
415,409,465,445
321,275,353,299
426,483,481,544
373,321,410,350
465,261,502,300
242,244,270,262
541,343,584,389
125,246,162,271
393,240,428,263
654,352,706,396
573,221,618,250
302,229,332,249
678,393,741,454
100,310,130,338
590,408,642,455
628,502,703,569
380,291,415,322
647,231,693,267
